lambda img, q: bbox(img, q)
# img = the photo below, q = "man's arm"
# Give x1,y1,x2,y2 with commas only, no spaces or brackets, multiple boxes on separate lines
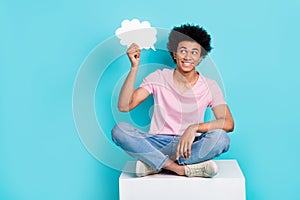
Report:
196,104,234,133
176,104,234,160
118,43,150,112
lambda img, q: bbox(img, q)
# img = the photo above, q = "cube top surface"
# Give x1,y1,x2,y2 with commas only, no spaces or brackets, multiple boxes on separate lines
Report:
120,160,245,180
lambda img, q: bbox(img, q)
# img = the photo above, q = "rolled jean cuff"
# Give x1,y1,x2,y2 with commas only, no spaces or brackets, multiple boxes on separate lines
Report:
156,155,169,171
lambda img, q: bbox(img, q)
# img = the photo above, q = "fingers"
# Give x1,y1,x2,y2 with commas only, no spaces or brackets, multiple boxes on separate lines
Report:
177,143,187,160
176,142,182,160
127,43,140,58
186,144,191,158
176,126,196,161
176,141,192,160
126,43,140,67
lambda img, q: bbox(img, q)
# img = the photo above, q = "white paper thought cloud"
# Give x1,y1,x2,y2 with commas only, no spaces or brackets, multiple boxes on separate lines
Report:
115,19,157,51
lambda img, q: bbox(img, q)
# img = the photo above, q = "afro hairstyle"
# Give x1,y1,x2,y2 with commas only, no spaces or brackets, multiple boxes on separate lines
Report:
167,24,212,63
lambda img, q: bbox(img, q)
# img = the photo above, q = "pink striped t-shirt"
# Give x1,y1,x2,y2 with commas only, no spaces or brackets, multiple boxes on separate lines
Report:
139,68,226,136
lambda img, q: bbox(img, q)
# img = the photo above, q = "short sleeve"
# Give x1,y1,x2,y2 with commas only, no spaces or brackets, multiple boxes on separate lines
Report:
139,70,161,94
207,79,226,108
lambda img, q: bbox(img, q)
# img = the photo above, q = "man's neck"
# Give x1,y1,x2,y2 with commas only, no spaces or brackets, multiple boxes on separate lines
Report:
173,68,199,94
173,68,199,85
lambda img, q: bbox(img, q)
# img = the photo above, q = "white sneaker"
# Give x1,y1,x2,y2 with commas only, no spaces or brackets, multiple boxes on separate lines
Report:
136,160,161,177
184,160,218,178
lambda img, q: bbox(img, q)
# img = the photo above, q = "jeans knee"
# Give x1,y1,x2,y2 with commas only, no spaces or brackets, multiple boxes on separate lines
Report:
216,129,230,152
208,129,230,153
111,122,129,145
111,122,141,146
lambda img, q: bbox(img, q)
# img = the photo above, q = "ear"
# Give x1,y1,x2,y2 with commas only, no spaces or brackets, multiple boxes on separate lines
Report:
172,52,177,60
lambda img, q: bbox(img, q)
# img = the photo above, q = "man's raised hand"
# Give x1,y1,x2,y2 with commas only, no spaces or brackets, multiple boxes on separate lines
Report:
126,43,140,69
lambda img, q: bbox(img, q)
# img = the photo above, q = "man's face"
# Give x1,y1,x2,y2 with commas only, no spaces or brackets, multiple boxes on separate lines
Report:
173,40,202,73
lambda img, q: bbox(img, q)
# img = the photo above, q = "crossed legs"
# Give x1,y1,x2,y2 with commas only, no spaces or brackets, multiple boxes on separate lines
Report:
111,122,230,176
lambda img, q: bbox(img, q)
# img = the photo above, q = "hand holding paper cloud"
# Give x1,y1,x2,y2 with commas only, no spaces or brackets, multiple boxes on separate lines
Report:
115,19,157,51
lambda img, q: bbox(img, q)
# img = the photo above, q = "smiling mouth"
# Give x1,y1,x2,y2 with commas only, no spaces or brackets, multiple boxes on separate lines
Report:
182,61,193,67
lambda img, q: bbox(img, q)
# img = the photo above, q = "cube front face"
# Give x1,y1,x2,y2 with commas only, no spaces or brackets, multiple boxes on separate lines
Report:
120,180,245,200
119,160,246,200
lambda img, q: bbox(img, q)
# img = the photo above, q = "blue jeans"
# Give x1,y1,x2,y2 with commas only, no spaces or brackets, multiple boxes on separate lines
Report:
111,122,230,171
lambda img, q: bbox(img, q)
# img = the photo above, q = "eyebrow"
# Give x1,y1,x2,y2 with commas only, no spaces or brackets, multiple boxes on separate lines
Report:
179,47,200,51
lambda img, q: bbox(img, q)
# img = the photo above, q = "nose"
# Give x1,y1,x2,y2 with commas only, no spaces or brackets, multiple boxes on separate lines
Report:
184,52,192,60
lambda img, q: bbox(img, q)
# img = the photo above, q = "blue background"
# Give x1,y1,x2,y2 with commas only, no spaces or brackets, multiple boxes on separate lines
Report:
1,0,300,199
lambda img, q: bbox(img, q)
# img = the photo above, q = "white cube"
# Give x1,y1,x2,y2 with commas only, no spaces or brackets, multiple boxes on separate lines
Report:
119,160,245,200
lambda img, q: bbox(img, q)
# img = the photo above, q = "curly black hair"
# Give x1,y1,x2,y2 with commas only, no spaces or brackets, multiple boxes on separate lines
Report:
167,24,212,63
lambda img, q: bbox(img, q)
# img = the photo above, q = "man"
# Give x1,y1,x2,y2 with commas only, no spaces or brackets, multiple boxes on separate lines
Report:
112,24,234,177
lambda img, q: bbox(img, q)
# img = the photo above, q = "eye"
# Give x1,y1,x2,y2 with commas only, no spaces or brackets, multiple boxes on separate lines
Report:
192,51,198,55
180,49,187,54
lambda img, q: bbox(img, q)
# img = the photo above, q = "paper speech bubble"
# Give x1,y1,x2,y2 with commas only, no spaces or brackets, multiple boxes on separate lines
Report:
115,19,157,51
